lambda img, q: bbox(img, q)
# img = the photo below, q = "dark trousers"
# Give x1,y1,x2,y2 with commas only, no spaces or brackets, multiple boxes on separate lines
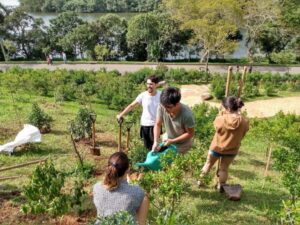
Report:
140,126,154,150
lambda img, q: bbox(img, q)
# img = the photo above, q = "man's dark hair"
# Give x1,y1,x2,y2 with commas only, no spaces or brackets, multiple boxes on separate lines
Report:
160,87,181,106
146,75,159,84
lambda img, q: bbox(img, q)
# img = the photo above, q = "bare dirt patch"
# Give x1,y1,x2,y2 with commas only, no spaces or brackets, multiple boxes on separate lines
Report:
181,84,300,118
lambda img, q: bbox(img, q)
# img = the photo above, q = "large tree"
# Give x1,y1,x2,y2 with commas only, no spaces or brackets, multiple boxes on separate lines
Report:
91,14,128,60
3,8,47,59
126,12,188,61
47,12,84,54
242,0,279,62
59,23,97,59
127,13,160,60
163,0,242,70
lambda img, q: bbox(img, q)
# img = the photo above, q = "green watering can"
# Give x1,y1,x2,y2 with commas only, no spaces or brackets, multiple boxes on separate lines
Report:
136,143,177,171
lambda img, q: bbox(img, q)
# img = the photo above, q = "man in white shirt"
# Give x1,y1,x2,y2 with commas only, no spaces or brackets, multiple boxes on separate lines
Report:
117,75,161,150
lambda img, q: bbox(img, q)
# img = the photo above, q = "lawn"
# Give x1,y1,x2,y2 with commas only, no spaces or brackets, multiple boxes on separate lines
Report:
0,85,290,225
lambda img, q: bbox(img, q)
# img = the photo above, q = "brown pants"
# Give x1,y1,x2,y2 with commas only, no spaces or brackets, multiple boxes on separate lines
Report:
201,153,235,184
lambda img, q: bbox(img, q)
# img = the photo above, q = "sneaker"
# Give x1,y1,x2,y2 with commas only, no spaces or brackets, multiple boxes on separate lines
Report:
215,183,225,193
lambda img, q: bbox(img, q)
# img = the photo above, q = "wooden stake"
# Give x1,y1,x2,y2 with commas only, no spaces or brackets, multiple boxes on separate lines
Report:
216,66,233,179
0,158,47,172
117,118,123,152
264,146,272,176
225,66,233,97
126,127,131,152
238,66,247,98
0,175,23,181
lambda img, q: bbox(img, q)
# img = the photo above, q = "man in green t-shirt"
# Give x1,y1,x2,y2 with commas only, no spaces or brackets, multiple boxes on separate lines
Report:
152,87,195,154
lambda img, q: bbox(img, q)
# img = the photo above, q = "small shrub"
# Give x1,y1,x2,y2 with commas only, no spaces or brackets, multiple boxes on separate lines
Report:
264,82,277,96
129,139,149,169
155,63,168,80
69,108,94,140
22,160,69,216
279,199,300,225
279,82,289,91
74,161,94,179
28,103,53,133
165,68,187,83
271,50,297,64
192,103,219,145
210,75,225,99
127,68,155,84
55,84,76,101
94,211,137,225
70,179,87,215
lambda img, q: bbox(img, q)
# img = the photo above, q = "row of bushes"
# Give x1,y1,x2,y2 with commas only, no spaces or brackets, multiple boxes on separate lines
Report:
210,72,300,99
1,67,300,108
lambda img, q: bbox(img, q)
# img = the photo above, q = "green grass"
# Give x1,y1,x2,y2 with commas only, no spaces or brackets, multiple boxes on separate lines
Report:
0,89,290,224
178,134,288,225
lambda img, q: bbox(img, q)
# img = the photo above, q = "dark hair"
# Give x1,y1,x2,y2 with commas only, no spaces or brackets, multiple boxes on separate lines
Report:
103,152,129,191
222,96,244,112
160,87,181,106
146,75,159,84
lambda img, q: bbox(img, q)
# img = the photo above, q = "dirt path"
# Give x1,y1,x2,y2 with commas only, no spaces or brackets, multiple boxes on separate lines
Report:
181,85,300,118
1,63,300,74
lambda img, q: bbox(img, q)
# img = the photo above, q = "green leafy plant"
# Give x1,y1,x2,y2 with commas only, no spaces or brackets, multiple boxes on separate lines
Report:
210,75,225,99
139,152,190,224
70,179,87,215
129,139,149,169
69,108,94,140
74,161,94,179
22,160,69,216
28,103,53,133
279,199,300,225
93,211,137,225
192,103,219,146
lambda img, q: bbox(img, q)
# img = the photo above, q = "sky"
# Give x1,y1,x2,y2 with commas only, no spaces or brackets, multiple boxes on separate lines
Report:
0,0,20,7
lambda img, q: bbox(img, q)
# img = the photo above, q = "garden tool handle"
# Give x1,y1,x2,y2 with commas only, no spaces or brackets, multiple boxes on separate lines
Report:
117,117,124,125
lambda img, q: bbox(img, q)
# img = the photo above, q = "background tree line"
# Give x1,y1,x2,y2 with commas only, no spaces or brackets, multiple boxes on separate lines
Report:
19,0,161,13
0,0,299,63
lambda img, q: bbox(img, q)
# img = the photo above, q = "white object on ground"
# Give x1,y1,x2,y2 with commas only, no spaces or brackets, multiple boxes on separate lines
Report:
0,124,41,154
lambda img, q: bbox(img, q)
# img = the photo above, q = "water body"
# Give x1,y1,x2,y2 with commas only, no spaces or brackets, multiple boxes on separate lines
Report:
29,12,138,26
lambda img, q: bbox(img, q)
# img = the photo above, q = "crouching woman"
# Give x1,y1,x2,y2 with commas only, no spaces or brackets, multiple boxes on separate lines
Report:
93,152,149,225
199,96,249,189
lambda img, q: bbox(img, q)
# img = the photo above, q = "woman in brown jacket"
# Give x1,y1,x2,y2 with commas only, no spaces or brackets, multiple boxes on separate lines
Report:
198,96,249,190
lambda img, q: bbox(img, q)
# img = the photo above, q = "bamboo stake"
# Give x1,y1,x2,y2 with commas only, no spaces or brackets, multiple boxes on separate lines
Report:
0,175,23,181
0,158,47,172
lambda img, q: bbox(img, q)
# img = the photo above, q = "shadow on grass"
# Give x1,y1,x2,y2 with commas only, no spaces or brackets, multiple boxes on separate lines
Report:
0,184,23,204
189,186,285,224
13,143,67,157
230,168,258,180
97,140,118,148
249,158,266,168
50,129,69,136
